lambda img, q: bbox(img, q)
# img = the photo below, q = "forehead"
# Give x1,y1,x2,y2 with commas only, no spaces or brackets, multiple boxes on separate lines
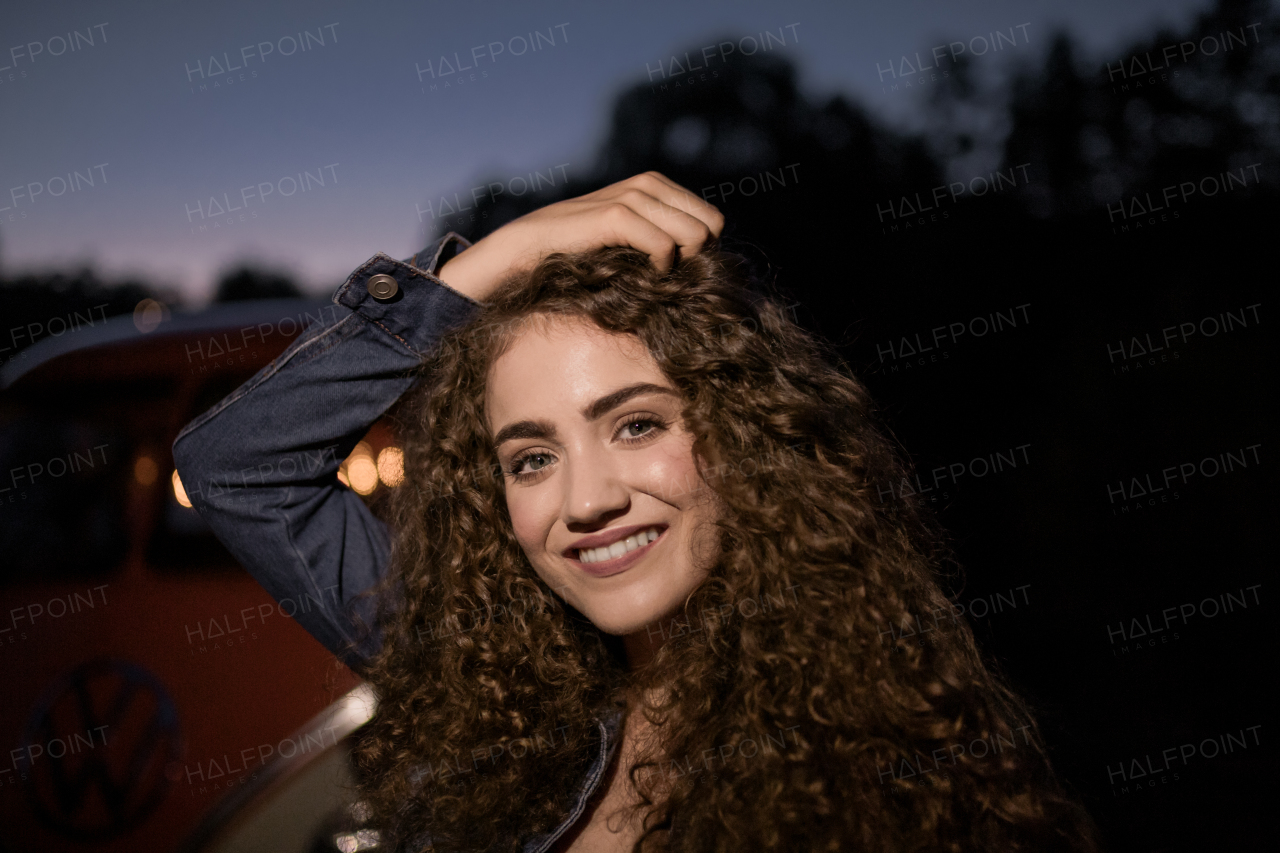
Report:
485,315,664,427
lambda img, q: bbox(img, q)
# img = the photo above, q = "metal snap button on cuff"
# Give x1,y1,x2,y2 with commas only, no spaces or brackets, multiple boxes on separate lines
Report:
366,274,399,300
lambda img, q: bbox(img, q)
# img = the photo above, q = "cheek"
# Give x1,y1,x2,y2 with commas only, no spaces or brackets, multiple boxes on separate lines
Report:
506,489,558,557
640,438,703,505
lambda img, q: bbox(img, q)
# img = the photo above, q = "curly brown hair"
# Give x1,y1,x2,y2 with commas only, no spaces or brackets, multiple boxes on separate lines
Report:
350,241,1099,852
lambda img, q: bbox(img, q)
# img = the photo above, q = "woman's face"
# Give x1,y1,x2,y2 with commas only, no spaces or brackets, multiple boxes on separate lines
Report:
485,314,719,637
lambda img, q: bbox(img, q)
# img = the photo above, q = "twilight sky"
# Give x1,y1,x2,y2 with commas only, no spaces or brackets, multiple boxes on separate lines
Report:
0,0,1218,303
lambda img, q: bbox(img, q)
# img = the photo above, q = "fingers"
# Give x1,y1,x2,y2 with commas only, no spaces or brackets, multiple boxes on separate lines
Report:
612,188,713,262
624,171,725,240
501,171,728,275
578,172,724,269
588,202,681,272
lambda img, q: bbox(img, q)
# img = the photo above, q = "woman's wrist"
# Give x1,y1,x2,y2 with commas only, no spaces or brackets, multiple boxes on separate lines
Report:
437,243,503,303
435,171,725,303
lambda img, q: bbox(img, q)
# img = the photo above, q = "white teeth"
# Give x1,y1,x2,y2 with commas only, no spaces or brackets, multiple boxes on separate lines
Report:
577,527,663,563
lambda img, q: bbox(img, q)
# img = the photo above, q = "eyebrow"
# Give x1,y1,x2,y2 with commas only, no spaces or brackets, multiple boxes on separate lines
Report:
492,382,678,447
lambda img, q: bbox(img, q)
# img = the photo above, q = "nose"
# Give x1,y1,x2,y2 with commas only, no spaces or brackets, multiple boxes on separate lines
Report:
561,446,630,528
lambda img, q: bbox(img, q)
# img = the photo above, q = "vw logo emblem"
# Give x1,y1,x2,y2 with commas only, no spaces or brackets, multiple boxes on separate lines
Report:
20,658,182,841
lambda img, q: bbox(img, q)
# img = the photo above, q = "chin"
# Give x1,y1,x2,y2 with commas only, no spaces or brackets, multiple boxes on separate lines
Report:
586,609,661,637
576,588,690,637
533,556,712,639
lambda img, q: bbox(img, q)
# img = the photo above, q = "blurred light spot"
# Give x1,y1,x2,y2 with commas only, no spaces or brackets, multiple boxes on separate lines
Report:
133,298,167,334
349,800,373,822
349,458,378,495
346,441,378,495
172,470,192,507
377,446,404,487
134,455,158,486
661,116,710,164
334,829,382,852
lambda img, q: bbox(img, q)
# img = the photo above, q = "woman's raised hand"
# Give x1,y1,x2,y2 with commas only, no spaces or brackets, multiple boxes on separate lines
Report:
435,171,724,303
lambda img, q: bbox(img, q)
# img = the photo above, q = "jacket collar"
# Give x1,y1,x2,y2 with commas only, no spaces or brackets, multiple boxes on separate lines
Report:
521,703,627,853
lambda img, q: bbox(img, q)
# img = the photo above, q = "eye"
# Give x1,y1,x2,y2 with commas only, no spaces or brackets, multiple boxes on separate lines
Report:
621,420,654,438
509,451,556,479
615,414,667,443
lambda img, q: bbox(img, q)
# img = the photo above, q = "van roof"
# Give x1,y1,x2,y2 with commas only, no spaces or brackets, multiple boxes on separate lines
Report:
1,298,330,389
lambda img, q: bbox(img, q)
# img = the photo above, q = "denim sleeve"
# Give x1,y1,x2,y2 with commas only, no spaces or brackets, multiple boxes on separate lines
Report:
172,233,481,672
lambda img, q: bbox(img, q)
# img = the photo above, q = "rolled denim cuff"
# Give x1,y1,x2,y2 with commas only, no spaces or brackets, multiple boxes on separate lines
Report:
333,232,481,355
407,230,472,276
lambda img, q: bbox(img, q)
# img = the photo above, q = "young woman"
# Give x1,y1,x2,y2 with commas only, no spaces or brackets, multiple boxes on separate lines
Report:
174,172,1098,852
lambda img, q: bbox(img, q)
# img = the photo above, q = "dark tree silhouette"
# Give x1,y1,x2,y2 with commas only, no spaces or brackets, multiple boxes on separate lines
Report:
993,0,1278,217
213,266,302,302
0,268,156,359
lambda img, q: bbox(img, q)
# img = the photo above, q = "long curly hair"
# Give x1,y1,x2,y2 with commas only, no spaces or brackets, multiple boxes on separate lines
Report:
350,241,1099,852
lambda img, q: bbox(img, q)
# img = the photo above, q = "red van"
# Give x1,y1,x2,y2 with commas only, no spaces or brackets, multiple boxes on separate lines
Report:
0,300,396,851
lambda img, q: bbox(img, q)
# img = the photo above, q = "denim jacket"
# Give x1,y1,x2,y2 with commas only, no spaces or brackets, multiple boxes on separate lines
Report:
172,233,625,853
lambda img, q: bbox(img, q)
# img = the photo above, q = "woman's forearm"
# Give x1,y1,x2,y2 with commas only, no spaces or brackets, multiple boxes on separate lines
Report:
172,233,481,671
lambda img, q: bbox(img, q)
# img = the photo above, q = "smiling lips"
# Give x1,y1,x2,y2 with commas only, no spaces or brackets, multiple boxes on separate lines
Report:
565,524,667,576
576,526,664,563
